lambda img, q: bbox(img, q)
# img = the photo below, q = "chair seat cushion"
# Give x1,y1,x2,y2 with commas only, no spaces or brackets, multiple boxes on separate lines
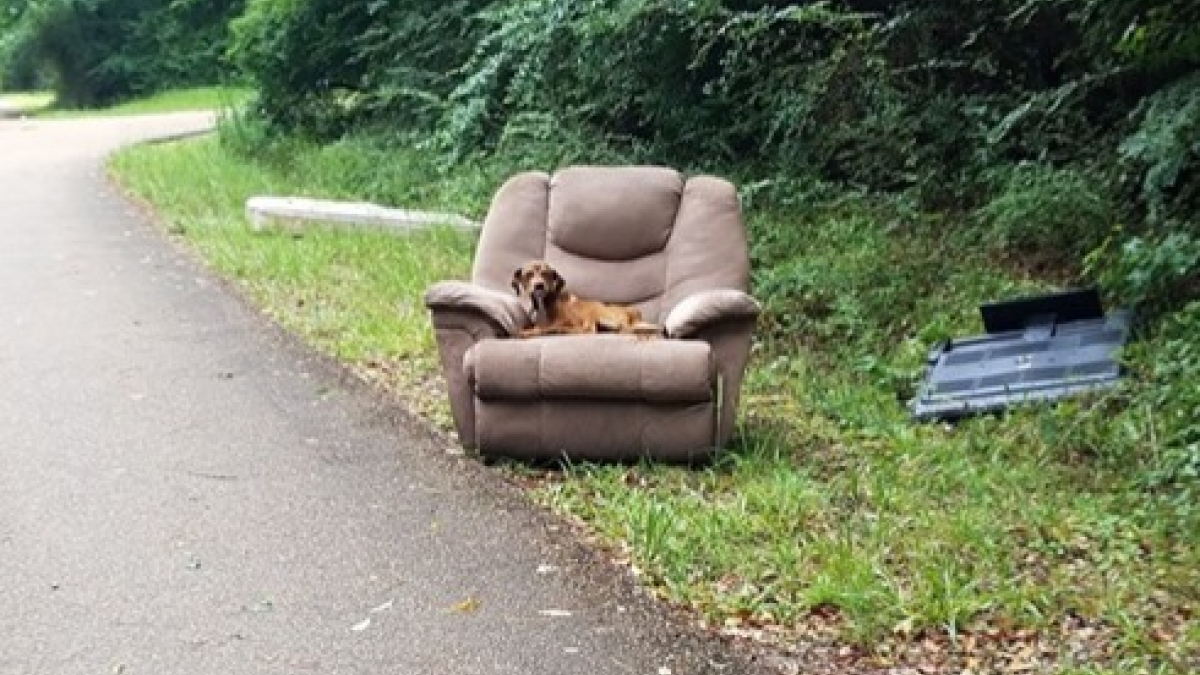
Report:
466,335,713,402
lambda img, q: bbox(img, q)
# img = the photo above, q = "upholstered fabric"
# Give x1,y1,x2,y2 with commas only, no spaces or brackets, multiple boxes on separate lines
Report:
471,172,551,293
424,280,529,337
466,166,749,323
425,165,758,461
474,401,716,461
467,336,712,402
547,166,681,261
660,176,751,312
664,289,761,338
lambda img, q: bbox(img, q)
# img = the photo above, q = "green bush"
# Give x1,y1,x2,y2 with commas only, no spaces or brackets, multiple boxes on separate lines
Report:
977,163,1115,259
1119,72,1200,227
219,0,1199,234
438,0,725,162
1088,231,1200,315
228,0,487,139
1,0,244,107
0,1,47,90
228,0,367,137
1140,301,1200,496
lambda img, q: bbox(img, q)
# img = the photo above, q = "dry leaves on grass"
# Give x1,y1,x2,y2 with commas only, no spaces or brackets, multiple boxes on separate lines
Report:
354,356,454,430
353,360,1199,675
721,607,1198,675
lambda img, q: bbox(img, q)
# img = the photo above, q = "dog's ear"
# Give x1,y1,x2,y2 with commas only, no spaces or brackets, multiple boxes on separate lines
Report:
549,269,565,293
511,267,523,295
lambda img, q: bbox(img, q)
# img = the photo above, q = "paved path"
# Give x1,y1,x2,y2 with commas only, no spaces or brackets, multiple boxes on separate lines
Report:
0,113,766,674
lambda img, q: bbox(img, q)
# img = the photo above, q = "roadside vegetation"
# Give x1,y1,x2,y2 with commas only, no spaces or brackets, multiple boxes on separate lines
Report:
112,116,1198,674
8,0,1197,672
0,0,245,107
0,86,251,118
36,86,252,117
0,88,49,113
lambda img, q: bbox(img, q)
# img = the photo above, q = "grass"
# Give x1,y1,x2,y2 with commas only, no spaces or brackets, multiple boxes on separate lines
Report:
21,86,253,118
108,131,478,426
108,119,1199,675
0,90,54,115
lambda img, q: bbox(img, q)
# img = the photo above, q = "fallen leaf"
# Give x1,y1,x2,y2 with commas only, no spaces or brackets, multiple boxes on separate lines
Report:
451,596,481,613
893,616,917,636
351,617,371,632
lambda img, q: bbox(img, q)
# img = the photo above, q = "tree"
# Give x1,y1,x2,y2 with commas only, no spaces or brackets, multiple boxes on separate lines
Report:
0,0,245,105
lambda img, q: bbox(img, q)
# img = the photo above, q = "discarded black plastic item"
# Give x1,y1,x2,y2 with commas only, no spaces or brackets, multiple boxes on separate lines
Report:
912,288,1131,421
980,287,1105,333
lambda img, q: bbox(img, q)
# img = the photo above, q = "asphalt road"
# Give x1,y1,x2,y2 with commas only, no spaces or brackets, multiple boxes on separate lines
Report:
0,113,769,674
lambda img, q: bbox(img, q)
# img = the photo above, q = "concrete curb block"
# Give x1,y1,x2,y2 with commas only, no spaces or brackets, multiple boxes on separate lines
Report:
246,195,479,233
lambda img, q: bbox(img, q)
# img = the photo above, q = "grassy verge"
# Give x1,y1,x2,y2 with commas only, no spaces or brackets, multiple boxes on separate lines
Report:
109,132,479,427
110,124,1198,675
0,90,54,115
28,86,253,118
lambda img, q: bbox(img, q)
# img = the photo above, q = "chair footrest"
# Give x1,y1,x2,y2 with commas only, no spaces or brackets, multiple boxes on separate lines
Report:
466,335,713,402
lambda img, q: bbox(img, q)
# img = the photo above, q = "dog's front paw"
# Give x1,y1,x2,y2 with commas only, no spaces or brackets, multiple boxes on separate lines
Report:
630,322,664,340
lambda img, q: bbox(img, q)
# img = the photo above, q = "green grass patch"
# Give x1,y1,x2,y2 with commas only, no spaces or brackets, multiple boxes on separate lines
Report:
109,130,480,425
0,90,54,115
110,128,1199,674
38,86,253,118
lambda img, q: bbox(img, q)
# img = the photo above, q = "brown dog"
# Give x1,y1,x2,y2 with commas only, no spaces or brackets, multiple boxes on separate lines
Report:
511,261,660,338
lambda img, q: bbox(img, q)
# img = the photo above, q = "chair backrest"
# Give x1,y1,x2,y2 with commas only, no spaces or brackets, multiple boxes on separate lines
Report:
471,166,749,322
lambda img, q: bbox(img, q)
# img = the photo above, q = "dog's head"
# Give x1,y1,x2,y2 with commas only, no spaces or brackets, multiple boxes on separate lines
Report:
512,260,565,318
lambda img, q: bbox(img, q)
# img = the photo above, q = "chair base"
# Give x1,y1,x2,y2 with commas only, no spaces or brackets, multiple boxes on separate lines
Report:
474,399,718,462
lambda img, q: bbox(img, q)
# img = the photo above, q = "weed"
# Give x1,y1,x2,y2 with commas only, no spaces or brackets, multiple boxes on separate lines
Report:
978,162,1115,262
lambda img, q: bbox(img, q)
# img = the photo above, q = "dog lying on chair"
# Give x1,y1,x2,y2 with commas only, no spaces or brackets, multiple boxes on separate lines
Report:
512,260,662,338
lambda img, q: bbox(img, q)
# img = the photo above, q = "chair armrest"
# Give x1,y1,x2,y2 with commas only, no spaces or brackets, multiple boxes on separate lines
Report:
664,289,760,338
424,280,529,337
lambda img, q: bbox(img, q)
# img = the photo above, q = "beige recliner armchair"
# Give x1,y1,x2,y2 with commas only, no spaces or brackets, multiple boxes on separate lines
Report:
424,166,759,461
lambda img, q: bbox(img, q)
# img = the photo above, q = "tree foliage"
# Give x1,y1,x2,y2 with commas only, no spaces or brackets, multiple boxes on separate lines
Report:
218,0,1199,299
0,0,245,106
228,0,487,137
222,1,1196,226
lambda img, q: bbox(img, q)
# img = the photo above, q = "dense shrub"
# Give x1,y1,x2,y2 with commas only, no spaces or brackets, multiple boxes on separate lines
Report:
220,0,1197,232
1089,231,1200,316
228,0,488,138
217,0,1199,345
1140,301,1200,496
978,163,1115,258
1119,72,1200,227
0,0,244,107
